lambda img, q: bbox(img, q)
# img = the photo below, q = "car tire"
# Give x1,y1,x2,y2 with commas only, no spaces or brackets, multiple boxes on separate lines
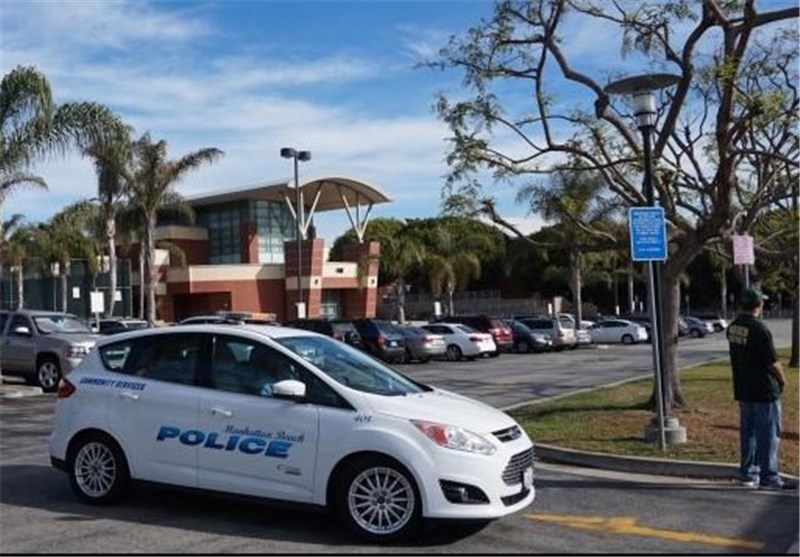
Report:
68,433,130,505
516,340,531,354
690,329,702,338
621,334,634,345
445,344,462,361
335,456,421,543
36,356,62,393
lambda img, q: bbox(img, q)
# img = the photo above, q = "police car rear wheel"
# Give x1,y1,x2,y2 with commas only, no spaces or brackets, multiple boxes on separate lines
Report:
69,435,129,505
337,457,421,542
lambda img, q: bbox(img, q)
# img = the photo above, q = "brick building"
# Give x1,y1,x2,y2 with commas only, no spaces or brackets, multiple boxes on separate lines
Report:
138,176,389,323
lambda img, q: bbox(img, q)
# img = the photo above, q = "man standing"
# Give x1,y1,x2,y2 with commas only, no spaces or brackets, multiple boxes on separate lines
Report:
727,287,788,490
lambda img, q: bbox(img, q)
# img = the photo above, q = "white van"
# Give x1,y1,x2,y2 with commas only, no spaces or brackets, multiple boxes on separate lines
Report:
48,324,535,542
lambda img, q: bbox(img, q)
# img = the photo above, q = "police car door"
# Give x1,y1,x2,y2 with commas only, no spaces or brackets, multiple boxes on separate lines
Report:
195,335,319,503
106,332,204,487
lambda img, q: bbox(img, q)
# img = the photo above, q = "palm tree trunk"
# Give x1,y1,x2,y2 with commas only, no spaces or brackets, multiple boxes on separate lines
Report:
569,248,583,324
720,268,728,318
60,262,69,313
447,285,454,317
145,218,156,325
627,260,635,314
16,265,24,309
396,280,406,324
106,215,117,318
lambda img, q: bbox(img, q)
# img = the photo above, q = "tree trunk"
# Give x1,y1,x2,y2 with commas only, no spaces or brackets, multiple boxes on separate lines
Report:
106,215,117,318
145,219,157,325
790,288,799,367
720,267,728,318
447,285,454,317
138,251,144,319
396,280,406,324
659,274,685,410
627,260,635,314
16,265,23,309
60,262,69,313
569,248,583,325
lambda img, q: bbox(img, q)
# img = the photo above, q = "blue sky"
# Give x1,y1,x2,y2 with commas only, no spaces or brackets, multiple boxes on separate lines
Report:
2,1,794,243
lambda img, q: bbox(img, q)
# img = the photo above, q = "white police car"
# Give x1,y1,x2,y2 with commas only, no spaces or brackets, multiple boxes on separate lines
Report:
49,324,534,542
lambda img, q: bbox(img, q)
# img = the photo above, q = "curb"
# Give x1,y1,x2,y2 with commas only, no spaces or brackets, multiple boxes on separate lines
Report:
534,443,800,483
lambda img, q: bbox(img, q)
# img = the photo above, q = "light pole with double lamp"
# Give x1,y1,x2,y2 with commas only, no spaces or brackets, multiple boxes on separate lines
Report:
604,73,685,449
280,147,311,319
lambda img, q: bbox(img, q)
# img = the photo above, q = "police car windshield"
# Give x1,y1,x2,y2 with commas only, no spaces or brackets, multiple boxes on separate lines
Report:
275,336,429,396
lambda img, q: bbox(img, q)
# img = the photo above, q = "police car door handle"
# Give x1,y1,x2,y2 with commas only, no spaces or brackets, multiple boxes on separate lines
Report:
210,406,233,417
117,392,139,401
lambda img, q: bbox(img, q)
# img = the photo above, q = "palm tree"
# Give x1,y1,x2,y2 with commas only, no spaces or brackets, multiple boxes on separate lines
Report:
423,224,489,316
379,225,425,323
125,133,222,324
83,126,133,317
2,222,37,310
38,202,99,313
516,167,619,324
0,65,123,224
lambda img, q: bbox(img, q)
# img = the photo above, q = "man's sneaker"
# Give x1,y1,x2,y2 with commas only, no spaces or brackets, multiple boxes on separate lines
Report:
740,479,759,488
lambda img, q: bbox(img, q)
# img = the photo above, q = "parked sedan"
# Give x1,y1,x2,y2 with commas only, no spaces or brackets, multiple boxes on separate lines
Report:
421,323,496,361
505,320,552,353
682,315,715,338
588,319,648,344
398,325,447,363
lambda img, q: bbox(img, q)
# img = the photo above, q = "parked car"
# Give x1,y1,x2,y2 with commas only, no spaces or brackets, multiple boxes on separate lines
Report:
95,318,150,335
351,318,406,363
517,316,577,351
617,315,653,342
0,309,101,392
283,318,363,350
575,327,593,347
179,311,278,326
437,315,513,355
504,319,552,353
48,324,535,542
398,324,447,363
682,315,714,338
692,313,728,332
588,319,648,344
421,323,497,361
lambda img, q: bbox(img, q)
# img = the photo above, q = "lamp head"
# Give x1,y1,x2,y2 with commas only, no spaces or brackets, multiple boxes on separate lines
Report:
280,147,295,159
297,150,311,162
604,73,680,130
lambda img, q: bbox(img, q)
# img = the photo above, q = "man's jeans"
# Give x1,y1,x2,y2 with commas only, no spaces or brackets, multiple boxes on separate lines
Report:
739,400,782,487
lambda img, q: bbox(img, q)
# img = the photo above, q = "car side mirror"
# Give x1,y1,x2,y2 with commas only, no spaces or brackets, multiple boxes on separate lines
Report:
272,379,307,401
12,325,31,336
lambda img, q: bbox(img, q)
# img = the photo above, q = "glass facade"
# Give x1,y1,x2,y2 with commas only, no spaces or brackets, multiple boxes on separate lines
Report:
197,200,296,265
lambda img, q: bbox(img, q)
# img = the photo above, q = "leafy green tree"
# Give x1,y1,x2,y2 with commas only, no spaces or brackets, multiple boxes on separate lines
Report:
429,0,798,409
124,133,222,324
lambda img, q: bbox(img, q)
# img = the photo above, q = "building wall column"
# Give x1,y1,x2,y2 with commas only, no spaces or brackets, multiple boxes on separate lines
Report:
240,222,259,264
283,238,325,319
340,240,380,318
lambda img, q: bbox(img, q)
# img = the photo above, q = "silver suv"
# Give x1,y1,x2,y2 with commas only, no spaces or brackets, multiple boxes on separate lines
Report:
518,316,577,351
0,310,101,392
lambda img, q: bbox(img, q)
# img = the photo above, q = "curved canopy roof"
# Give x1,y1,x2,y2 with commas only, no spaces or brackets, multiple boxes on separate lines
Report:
187,175,391,212
187,175,392,242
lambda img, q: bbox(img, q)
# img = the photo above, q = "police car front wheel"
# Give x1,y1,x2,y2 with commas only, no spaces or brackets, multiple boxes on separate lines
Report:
336,456,421,542
68,434,130,505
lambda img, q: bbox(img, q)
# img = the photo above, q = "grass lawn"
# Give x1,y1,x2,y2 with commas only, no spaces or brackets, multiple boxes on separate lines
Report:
511,348,799,476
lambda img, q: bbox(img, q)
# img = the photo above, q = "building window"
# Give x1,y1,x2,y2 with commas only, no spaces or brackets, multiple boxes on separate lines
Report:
253,200,295,264
198,204,243,264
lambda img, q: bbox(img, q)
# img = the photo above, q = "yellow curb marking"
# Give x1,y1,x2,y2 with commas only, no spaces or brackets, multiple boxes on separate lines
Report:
524,514,764,550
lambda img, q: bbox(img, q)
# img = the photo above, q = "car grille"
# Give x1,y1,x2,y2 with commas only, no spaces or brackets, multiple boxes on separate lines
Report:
501,447,534,485
501,487,531,507
492,425,522,442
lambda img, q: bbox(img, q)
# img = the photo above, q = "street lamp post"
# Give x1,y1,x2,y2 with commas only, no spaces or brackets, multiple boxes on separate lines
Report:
280,147,311,319
605,73,681,450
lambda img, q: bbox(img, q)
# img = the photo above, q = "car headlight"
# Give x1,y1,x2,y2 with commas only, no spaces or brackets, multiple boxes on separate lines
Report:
411,420,496,455
67,345,90,358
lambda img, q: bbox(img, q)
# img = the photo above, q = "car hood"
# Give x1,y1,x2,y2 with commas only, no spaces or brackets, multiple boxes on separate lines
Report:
363,388,517,434
47,332,101,345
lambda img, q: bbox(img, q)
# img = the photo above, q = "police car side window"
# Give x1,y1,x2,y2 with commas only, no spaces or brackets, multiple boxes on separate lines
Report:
211,336,299,398
124,334,202,386
99,341,134,372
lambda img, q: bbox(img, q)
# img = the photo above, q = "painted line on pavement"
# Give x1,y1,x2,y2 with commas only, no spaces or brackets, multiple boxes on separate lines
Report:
524,513,763,550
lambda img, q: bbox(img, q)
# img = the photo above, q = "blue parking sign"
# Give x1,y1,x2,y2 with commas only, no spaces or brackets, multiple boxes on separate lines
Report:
629,207,667,261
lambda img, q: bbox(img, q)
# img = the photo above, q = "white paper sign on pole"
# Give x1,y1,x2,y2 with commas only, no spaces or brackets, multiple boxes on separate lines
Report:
732,234,755,265
72,287,80,299
90,291,104,314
